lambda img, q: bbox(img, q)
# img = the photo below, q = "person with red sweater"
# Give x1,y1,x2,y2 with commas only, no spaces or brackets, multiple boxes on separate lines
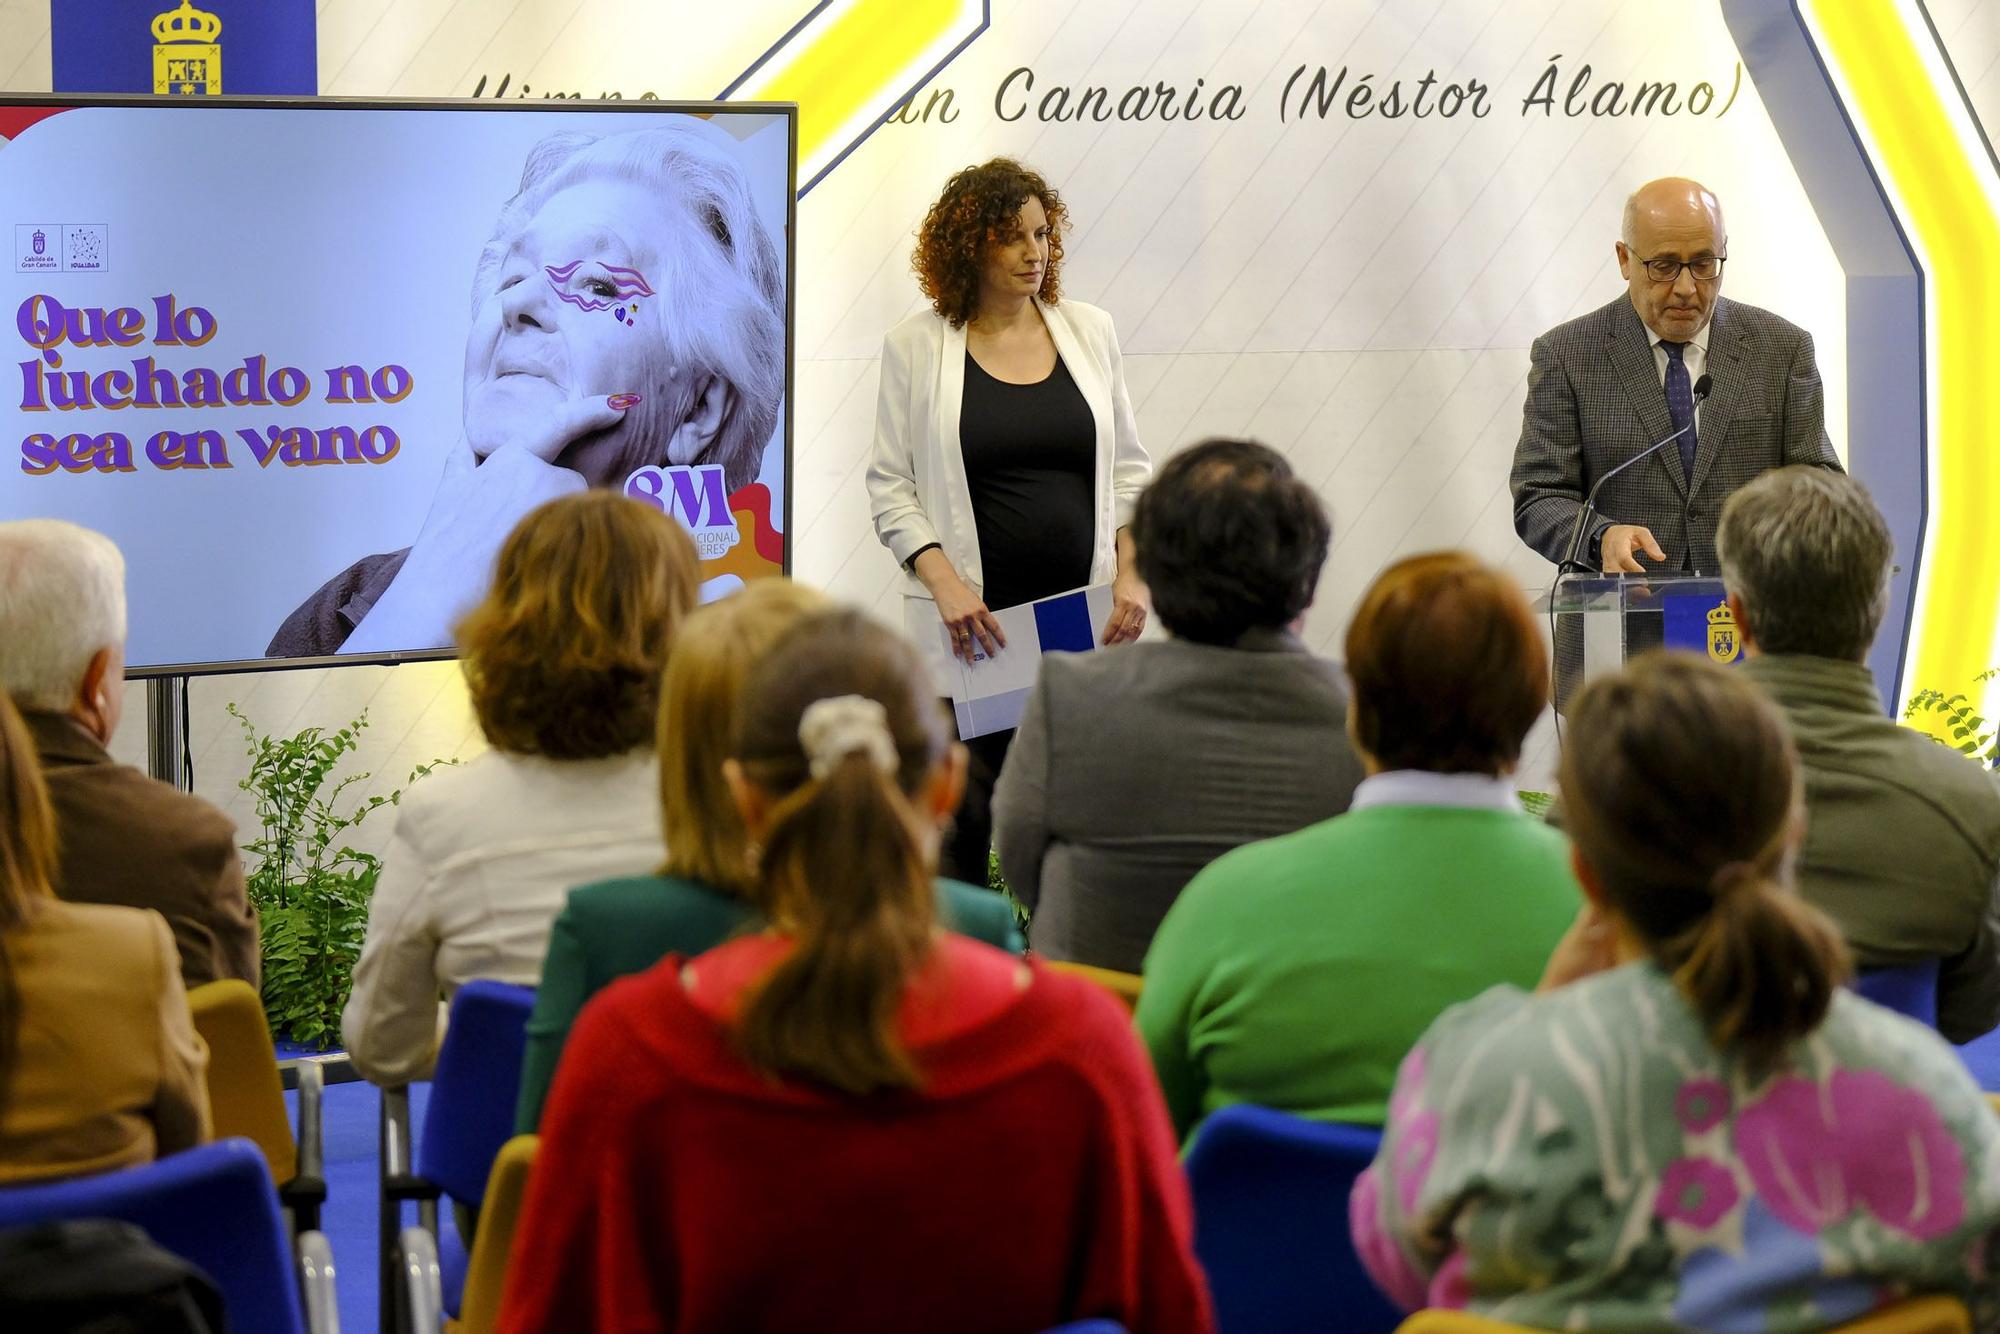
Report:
500,607,1212,1334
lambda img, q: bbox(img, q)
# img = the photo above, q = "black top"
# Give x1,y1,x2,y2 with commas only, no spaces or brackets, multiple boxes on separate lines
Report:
959,350,1096,611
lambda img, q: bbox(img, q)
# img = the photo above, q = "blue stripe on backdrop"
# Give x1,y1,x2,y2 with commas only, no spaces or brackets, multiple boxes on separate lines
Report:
285,1078,462,1334
51,0,316,95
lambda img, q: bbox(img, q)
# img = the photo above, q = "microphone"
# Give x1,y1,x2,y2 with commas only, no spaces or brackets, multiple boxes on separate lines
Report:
1557,373,1712,574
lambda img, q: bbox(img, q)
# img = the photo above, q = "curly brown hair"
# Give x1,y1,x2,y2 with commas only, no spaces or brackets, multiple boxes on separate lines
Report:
456,491,699,760
913,158,1068,328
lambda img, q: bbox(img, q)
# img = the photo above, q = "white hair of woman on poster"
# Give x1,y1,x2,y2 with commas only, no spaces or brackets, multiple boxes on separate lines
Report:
266,120,784,659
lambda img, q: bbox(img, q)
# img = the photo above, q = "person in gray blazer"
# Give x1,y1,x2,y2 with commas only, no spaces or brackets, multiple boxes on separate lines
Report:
993,438,1365,974
1510,176,1840,579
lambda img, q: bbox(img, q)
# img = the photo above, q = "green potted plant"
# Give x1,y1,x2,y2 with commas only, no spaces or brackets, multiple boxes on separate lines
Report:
1903,667,1999,770
230,704,452,1047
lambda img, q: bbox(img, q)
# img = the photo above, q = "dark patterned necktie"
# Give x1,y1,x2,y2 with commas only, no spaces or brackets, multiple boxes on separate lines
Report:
1662,340,1697,481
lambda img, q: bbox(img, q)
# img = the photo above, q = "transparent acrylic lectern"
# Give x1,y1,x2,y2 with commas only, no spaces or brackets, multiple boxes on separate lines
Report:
1532,573,1737,695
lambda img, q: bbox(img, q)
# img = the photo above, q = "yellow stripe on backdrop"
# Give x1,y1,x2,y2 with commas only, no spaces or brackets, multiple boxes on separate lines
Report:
727,0,984,189
1802,0,2000,713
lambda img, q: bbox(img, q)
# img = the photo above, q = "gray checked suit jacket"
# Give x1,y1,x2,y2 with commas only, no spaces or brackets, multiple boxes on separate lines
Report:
991,629,1365,974
1510,294,1840,575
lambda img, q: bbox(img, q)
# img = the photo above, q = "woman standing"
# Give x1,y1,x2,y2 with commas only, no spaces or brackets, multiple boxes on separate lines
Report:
867,158,1150,879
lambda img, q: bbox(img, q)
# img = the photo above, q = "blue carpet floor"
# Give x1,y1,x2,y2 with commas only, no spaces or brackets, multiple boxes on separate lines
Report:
286,1078,462,1334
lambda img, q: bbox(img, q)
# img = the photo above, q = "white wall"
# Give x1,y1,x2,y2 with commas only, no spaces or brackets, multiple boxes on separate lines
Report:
0,0,1992,829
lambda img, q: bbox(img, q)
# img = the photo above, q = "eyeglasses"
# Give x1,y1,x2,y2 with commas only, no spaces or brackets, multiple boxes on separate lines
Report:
1633,253,1726,284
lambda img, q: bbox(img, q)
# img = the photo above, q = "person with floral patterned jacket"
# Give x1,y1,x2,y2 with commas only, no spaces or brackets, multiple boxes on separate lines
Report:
1353,654,2000,1330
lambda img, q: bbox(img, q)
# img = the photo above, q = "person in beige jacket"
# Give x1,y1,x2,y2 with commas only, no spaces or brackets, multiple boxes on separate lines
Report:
0,692,210,1184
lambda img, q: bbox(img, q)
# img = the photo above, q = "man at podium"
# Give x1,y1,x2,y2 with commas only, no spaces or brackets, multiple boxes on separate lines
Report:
1510,177,1841,579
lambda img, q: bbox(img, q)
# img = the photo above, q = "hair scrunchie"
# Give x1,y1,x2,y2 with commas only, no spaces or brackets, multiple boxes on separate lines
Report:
799,695,899,780
1710,860,1763,898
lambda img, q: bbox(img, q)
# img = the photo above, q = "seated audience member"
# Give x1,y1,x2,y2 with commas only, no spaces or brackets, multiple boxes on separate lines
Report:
993,438,1365,973
1138,551,1577,1141
342,491,698,1086
0,693,210,1183
1719,466,2000,1041
501,610,1211,1334
1355,654,2000,1325
514,578,1022,1132
0,519,257,990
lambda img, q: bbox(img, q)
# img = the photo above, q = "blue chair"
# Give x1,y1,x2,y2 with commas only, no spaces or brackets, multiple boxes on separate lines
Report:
381,980,536,1333
1186,1104,1403,1334
1041,1324,1130,1333
1957,1021,2000,1094
0,1138,336,1333
1855,959,1940,1027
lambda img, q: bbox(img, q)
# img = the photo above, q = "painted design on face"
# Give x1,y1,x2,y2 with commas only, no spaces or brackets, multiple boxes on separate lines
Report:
544,261,656,325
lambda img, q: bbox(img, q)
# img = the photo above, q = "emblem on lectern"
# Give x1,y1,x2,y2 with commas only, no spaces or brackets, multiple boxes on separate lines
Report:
152,0,222,96
1706,603,1741,664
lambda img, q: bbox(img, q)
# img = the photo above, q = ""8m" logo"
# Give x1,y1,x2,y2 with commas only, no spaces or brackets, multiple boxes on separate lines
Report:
625,463,743,561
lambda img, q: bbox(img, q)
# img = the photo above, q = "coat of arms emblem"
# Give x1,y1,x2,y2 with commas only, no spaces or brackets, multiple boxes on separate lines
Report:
152,0,222,96
1706,602,1741,664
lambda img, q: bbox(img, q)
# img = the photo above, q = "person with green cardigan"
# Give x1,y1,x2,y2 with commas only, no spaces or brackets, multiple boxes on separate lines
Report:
1137,552,1581,1143
515,580,1022,1133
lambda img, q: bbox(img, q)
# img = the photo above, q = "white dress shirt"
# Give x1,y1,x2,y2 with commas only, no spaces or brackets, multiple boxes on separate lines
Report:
341,746,664,1085
1348,769,1524,814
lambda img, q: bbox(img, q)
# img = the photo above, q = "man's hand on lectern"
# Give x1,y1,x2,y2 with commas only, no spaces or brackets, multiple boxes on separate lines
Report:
1600,524,1665,574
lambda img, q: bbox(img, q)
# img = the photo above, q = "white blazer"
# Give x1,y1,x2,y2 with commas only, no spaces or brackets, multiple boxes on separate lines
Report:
866,298,1152,606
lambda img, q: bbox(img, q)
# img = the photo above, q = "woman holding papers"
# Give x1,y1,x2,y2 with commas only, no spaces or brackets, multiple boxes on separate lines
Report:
866,158,1151,879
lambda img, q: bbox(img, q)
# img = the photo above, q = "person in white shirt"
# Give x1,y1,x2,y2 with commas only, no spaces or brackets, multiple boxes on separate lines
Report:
341,490,699,1086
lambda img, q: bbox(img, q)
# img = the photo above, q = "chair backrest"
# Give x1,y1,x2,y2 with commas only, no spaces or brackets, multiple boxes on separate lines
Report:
0,1138,304,1334
187,979,297,1186
1186,1104,1402,1334
1838,1295,1973,1334
1855,960,1941,1028
416,980,537,1207
456,1134,540,1333
1396,1293,1971,1332
1044,960,1143,1012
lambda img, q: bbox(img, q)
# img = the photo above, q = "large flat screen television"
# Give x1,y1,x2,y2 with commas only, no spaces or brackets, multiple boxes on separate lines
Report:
0,96,795,675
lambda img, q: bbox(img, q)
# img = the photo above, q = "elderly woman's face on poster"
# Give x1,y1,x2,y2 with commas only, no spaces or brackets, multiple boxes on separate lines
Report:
463,176,712,486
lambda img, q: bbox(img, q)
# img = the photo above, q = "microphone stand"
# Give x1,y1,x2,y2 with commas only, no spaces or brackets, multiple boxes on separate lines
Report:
1556,374,1712,575
1548,373,1711,749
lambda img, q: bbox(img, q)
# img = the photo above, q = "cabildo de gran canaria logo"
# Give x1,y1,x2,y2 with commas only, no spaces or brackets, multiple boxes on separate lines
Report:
1707,603,1741,665
152,0,222,96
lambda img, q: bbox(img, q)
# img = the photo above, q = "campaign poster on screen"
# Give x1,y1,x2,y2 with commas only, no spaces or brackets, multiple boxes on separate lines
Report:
0,100,792,672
